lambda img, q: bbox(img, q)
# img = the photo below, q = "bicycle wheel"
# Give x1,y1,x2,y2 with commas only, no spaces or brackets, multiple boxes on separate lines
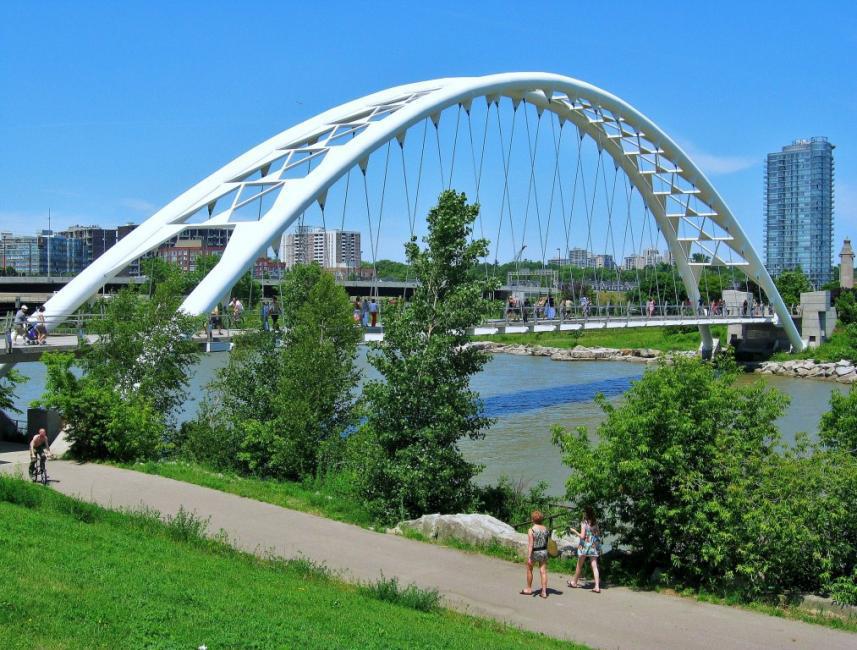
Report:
39,458,47,485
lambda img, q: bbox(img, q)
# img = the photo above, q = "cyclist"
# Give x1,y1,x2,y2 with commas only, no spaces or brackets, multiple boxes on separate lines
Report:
29,428,54,480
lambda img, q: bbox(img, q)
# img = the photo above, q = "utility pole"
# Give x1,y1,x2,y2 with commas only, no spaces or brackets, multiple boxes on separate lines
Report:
47,208,52,280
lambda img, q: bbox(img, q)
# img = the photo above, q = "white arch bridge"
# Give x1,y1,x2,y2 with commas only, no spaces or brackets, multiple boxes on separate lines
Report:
35,72,802,354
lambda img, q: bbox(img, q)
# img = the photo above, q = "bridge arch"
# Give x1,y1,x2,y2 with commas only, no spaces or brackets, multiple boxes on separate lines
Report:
42,73,803,351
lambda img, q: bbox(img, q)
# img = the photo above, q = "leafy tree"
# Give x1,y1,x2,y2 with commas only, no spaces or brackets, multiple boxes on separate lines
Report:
774,268,812,307
819,386,857,455
0,369,26,413
83,284,202,419
553,358,787,588
278,263,324,331
352,190,495,521
553,357,856,599
196,268,360,480
39,353,164,461
37,276,201,461
834,289,857,325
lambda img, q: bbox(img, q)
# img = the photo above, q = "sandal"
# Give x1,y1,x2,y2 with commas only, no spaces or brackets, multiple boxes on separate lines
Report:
592,588,601,594
567,581,578,588
519,590,533,596
539,592,548,599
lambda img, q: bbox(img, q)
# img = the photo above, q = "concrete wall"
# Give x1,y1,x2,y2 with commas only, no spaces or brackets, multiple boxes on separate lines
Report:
799,290,836,347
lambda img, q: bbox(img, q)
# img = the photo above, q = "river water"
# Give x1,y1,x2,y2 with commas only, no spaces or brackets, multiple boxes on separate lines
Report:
12,352,848,496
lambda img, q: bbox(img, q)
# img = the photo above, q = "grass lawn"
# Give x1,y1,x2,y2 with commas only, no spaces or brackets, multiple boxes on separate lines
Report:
473,325,727,353
123,460,376,528
0,475,586,650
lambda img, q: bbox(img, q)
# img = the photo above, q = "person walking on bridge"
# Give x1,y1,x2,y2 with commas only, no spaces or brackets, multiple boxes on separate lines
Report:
369,298,379,327
521,510,550,598
12,304,28,343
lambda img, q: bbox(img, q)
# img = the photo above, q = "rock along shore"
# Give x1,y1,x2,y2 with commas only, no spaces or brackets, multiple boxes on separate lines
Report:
750,358,857,384
467,340,857,384
466,340,690,364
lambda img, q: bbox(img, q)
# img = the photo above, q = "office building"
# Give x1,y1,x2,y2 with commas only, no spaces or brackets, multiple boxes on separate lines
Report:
764,137,835,286
0,232,84,275
280,226,361,271
59,225,119,267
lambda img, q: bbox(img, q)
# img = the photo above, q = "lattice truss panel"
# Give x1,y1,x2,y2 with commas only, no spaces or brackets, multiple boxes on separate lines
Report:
554,95,748,270
172,89,435,229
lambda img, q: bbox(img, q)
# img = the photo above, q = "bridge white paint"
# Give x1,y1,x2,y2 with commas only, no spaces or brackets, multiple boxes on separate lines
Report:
0,73,803,379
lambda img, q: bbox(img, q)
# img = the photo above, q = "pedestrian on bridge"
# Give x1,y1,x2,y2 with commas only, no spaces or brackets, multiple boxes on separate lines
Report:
12,305,28,343
369,298,379,327
646,297,656,318
361,297,370,327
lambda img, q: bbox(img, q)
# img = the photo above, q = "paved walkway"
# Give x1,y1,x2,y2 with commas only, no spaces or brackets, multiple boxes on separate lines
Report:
2,460,853,650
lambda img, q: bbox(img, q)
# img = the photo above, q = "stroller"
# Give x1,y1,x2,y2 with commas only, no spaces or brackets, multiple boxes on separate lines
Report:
24,323,40,345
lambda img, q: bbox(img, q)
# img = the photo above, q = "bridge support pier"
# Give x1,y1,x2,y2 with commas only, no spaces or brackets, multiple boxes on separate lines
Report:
698,324,715,359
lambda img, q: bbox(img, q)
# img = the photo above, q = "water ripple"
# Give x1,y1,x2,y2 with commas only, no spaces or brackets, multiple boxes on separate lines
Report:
481,375,639,418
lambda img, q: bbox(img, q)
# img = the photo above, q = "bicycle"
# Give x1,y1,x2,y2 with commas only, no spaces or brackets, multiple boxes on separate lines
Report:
30,453,49,486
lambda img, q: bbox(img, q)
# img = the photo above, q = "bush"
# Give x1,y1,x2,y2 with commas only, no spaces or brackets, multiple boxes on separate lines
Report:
474,477,552,527
359,575,441,612
38,353,164,462
191,267,359,481
834,289,857,325
553,357,857,599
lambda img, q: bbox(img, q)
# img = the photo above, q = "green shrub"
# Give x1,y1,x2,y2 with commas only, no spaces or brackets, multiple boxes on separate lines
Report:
828,568,857,606
38,353,164,462
359,575,441,612
474,476,553,527
553,357,856,600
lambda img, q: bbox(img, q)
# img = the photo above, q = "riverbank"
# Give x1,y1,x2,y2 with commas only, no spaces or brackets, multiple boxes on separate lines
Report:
472,339,857,386
750,358,857,384
472,325,726,353
468,339,690,364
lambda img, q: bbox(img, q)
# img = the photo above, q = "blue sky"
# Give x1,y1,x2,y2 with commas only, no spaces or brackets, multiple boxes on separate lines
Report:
1,1,855,263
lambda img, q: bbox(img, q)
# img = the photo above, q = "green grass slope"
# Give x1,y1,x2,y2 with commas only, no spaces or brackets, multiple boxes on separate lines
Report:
0,476,584,650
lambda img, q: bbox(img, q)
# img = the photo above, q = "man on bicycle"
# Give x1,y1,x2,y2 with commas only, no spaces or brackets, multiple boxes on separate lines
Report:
29,428,53,480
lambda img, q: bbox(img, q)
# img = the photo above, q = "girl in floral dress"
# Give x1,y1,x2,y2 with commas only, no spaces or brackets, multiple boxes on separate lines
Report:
567,506,602,593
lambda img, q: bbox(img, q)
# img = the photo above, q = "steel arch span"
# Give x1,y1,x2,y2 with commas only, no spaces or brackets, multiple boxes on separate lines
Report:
41,72,804,352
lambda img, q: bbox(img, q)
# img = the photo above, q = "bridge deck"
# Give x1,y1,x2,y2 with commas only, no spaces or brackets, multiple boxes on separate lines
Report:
2,315,775,363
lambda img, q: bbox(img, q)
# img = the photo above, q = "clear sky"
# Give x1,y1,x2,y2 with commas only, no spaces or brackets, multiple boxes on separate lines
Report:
1,1,855,263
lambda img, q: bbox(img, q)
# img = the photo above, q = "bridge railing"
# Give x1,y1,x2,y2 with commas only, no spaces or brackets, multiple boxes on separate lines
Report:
494,301,776,324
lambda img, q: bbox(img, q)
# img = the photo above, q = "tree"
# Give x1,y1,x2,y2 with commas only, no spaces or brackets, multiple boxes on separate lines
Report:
819,386,857,455
37,274,202,461
278,263,324,331
39,353,164,462
195,266,360,480
351,190,496,521
552,358,787,589
0,368,26,413
552,357,856,599
82,283,202,419
834,289,857,325
774,269,812,307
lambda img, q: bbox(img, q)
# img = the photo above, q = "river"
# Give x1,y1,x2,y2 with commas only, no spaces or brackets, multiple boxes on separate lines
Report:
11,351,848,495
